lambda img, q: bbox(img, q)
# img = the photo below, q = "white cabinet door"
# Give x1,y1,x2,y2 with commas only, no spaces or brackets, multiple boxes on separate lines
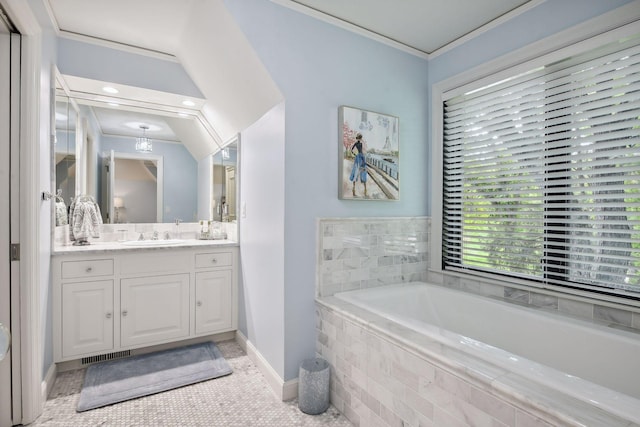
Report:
195,270,232,335
120,274,190,347
62,280,114,358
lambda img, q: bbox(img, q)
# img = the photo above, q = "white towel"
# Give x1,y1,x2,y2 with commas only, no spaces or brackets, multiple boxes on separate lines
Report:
70,195,103,242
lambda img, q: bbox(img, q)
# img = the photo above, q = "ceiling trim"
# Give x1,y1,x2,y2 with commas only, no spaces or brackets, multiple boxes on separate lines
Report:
271,0,548,60
428,0,547,59
270,0,429,59
58,30,179,63
42,0,60,35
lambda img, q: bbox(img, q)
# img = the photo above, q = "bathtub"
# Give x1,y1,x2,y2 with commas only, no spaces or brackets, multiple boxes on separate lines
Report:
331,282,640,425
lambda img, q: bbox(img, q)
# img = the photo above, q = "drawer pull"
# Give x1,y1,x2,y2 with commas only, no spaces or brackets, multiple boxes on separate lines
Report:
197,301,203,307
106,312,112,319
122,310,128,317
86,267,93,273
211,258,217,264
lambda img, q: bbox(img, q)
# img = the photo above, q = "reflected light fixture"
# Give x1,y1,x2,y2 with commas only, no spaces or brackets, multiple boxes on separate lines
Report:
102,86,119,94
135,125,153,153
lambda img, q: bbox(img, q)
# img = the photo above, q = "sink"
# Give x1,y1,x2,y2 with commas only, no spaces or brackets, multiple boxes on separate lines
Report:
121,239,185,247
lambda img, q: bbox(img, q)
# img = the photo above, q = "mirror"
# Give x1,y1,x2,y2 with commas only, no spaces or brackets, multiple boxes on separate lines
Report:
211,140,238,222
51,73,238,228
53,72,78,227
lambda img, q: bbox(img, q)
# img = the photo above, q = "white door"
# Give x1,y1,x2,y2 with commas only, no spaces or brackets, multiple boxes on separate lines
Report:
120,274,190,348
195,270,233,335
0,17,20,427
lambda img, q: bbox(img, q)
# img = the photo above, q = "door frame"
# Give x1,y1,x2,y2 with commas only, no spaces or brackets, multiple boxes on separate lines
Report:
0,0,44,424
0,14,15,427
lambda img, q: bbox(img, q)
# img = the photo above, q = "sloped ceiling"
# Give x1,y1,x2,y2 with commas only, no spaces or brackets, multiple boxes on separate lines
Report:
48,0,284,154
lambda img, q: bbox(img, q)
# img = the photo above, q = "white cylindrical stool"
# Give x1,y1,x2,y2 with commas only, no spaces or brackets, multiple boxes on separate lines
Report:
298,358,330,415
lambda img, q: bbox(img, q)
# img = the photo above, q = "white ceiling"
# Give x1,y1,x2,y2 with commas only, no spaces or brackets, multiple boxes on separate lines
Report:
47,0,197,55
49,0,538,57
47,0,540,156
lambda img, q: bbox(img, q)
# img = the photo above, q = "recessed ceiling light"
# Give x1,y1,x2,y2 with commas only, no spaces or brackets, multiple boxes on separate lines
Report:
102,86,119,94
182,100,196,107
108,102,120,107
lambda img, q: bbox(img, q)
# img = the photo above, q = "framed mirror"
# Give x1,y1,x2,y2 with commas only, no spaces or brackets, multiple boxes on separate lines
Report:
51,72,238,233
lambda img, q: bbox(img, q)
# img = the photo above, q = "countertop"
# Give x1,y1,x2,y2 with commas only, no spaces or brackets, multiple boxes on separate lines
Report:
53,239,238,255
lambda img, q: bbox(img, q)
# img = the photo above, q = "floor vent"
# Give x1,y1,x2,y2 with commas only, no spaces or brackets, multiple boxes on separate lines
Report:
81,350,131,365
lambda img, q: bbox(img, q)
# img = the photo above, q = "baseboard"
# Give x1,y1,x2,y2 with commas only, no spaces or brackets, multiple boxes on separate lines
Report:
235,331,298,401
282,377,299,401
41,363,57,402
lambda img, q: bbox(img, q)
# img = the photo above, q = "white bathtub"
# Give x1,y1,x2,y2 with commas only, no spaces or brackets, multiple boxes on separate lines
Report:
333,282,640,424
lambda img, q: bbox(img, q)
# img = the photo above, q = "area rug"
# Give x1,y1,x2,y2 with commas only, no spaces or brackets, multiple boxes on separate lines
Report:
77,341,232,412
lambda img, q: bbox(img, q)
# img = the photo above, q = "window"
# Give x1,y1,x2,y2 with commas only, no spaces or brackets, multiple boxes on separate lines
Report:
439,29,640,299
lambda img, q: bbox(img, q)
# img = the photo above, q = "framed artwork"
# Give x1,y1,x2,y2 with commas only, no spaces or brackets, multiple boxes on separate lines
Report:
338,106,399,200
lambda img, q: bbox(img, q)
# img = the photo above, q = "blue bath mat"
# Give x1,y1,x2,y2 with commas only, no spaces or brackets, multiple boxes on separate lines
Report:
77,341,232,412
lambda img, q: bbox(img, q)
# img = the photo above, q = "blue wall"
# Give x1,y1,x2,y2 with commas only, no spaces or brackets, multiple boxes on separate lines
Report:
57,37,203,97
226,0,430,380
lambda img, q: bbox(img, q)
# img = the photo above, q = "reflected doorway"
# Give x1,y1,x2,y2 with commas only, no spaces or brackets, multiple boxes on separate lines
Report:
101,150,164,224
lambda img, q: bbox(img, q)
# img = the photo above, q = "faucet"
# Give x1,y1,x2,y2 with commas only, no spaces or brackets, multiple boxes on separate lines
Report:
174,218,181,239
152,231,159,240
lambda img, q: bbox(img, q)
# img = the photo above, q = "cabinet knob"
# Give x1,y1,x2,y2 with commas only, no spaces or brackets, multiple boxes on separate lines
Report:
86,267,93,273
197,301,203,307
211,258,217,264
122,310,128,317
105,312,112,319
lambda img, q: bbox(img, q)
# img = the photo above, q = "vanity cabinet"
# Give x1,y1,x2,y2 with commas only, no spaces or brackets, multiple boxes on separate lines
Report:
120,273,190,347
195,270,233,334
52,245,238,363
61,280,114,358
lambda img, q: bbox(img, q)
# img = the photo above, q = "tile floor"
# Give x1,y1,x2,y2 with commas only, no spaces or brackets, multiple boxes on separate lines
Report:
32,340,352,426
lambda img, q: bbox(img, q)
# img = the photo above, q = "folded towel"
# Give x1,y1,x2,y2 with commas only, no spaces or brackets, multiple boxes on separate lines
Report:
70,195,103,243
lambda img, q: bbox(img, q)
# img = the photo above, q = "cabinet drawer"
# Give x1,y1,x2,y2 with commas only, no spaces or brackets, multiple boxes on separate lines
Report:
120,252,190,275
195,252,233,269
61,259,114,279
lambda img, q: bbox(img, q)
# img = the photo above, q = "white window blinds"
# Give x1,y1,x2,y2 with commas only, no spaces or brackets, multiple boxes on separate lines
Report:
442,35,640,296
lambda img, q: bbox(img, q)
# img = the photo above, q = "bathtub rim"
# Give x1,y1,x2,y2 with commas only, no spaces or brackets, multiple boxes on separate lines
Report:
318,283,640,426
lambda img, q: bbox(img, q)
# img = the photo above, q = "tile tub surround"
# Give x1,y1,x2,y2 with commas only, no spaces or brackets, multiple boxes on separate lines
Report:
315,300,640,427
316,217,640,332
314,217,640,425
317,217,429,297
427,269,640,335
